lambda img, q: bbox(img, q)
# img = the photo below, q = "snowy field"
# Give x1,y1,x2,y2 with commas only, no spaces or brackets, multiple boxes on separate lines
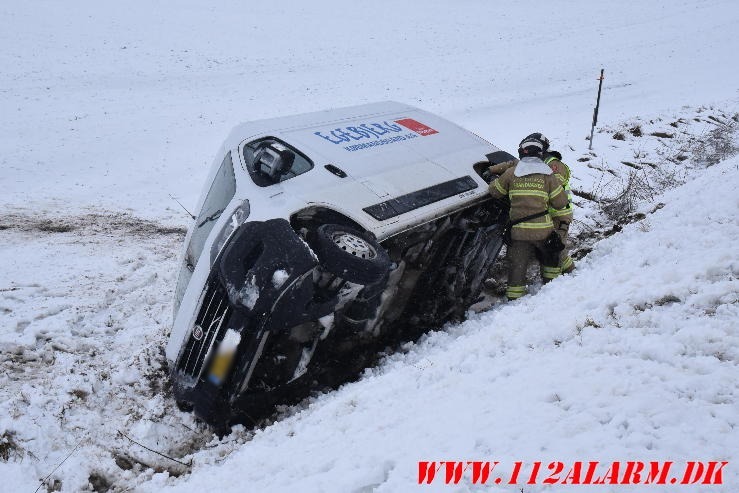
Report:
1,1,738,491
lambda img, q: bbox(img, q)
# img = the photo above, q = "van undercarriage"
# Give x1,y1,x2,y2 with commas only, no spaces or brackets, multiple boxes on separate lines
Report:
171,198,506,429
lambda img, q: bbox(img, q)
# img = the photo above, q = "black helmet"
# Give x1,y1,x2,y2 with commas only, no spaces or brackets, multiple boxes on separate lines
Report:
518,133,550,157
547,150,563,160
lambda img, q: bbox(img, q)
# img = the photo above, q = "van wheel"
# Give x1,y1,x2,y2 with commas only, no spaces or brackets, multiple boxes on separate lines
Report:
311,224,391,285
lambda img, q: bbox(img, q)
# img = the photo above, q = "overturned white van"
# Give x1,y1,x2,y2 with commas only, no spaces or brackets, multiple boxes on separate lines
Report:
167,101,514,427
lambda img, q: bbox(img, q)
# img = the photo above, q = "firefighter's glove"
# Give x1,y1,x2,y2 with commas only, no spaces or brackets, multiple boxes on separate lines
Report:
491,196,510,211
544,230,566,253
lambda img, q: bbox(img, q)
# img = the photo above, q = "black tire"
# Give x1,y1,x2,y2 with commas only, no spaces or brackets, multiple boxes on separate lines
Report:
311,224,391,285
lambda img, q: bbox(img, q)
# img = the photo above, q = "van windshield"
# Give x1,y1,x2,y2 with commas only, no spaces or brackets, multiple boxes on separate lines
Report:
174,151,236,315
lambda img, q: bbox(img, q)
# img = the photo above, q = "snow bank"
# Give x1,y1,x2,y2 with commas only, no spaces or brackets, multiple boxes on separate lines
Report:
150,160,738,491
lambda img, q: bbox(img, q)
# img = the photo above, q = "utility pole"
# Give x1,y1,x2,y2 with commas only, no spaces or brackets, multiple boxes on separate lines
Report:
588,68,605,150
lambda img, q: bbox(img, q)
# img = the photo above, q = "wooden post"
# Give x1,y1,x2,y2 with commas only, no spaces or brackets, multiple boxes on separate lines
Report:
589,69,605,150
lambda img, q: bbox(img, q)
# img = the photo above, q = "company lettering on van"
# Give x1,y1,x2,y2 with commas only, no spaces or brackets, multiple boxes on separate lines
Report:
314,118,439,152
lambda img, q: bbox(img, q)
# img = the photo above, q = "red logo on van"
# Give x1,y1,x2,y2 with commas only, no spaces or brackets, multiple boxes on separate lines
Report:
395,118,439,136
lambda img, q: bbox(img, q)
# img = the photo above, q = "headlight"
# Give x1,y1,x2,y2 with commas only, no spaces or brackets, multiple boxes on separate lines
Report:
210,199,250,265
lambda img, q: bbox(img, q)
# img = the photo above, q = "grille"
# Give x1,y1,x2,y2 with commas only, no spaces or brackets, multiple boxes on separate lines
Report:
177,280,232,380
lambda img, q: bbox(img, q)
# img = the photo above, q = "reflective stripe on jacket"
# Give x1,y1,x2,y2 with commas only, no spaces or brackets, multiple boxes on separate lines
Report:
489,157,568,241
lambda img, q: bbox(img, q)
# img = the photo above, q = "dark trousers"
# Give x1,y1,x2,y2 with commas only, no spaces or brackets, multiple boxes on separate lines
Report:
505,239,560,300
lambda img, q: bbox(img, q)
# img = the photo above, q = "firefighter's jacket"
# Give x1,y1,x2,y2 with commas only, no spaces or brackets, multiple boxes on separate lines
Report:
489,157,568,241
490,156,574,225
544,156,574,224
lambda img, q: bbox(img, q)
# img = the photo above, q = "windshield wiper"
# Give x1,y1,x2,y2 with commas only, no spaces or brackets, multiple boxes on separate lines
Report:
197,209,224,228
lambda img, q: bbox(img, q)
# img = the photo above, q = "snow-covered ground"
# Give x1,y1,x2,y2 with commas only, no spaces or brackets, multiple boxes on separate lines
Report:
1,1,738,491
151,156,739,493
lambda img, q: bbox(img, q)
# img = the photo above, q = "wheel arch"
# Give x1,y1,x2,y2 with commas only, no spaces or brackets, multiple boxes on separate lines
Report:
289,206,367,235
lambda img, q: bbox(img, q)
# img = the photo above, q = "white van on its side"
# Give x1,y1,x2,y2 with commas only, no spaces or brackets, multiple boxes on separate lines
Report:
167,101,514,428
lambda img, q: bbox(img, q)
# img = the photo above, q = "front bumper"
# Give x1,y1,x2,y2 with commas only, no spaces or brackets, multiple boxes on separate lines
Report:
171,218,337,426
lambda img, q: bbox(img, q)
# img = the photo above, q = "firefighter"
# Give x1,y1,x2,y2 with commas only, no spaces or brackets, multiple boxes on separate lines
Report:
542,150,575,273
485,141,575,274
488,133,569,300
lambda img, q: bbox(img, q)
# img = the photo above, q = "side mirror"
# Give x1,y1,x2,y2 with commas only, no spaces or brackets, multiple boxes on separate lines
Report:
485,150,516,165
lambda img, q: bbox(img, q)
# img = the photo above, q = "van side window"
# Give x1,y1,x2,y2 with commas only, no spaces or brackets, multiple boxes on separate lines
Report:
242,138,313,187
